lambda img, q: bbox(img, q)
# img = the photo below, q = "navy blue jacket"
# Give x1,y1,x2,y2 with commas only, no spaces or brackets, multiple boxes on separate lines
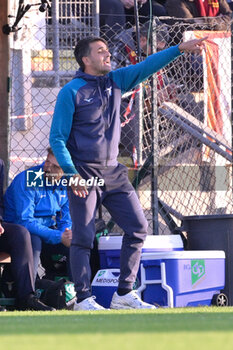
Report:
49,45,182,174
4,163,72,244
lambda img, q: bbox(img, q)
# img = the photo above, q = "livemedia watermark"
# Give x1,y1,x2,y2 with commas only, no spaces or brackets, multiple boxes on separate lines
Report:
26,168,104,189
25,165,232,191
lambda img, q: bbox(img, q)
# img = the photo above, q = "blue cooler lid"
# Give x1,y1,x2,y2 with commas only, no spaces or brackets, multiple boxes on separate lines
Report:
98,236,122,250
140,250,225,260
98,235,184,251
142,235,184,252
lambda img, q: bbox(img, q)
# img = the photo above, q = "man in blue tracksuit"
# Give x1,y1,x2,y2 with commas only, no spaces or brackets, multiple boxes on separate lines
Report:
4,148,72,280
0,159,54,310
49,35,206,310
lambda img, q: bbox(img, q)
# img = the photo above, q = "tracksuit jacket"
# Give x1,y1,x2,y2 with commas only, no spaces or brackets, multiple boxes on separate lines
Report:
49,45,183,174
3,163,72,244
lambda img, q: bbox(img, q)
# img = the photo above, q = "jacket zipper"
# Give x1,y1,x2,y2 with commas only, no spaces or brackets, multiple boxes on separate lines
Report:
97,81,110,167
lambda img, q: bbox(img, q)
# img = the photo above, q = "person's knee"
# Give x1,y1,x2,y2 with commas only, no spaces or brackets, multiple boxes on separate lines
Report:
136,220,148,242
100,0,124,14
72,234,95,250
152,3,167,17
10,224,31,247
111,0,125,12
17,225,30,238
136,216,148,234
124,216,148,241
72,222,96,249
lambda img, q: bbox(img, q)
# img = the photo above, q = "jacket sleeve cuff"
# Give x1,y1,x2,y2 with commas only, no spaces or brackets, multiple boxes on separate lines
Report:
177,44,185,54
50,230,63,245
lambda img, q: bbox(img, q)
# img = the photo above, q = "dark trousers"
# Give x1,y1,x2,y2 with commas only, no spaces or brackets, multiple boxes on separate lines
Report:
99,0,126,42
0,223,34,300
68,163,148,300
30,234,71,281
99,0,167,42
125,1,167,25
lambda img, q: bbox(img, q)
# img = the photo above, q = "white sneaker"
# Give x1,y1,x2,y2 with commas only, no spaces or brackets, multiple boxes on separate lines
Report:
110,291,157,310
73,296,106,311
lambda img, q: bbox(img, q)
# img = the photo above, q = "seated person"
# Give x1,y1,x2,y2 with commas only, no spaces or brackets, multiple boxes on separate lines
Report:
165,0,232,30
0,159,54,311
123,0,167,26
4,148,72,281
112,21,179,104
99,0,167,44
100,0,126,43
139,21,179,104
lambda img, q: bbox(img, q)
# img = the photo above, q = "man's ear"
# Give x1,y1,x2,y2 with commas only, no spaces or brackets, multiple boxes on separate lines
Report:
82,56,89,66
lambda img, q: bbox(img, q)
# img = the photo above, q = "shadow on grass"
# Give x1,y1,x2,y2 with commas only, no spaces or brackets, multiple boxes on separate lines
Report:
0,310,233,335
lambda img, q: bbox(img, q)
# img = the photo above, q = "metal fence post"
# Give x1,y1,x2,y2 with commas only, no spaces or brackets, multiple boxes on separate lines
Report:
151,19,159,235
0,0,10,178
231,13,233,194
52,0,60,87
94,0,100,36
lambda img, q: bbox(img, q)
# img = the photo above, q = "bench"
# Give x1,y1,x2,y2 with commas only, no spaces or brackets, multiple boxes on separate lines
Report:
0,252,16,307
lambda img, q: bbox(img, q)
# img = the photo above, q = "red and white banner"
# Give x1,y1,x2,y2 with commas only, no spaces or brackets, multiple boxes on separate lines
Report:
185,30,231,161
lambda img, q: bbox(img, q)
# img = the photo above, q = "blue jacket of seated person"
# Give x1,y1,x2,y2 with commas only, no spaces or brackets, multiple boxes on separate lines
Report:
3,163,71,245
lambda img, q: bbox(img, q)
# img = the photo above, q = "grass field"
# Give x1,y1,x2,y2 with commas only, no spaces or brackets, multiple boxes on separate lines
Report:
1,307,233,350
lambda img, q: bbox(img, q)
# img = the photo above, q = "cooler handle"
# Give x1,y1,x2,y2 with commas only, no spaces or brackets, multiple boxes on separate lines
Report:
161,262,174,308
137,262,174,308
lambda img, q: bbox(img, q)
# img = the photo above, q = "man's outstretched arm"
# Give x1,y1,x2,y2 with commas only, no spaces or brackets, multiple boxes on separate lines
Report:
111,37,207,93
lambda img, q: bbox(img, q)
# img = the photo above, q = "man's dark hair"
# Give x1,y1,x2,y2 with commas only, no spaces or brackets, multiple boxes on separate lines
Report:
74,36,108,71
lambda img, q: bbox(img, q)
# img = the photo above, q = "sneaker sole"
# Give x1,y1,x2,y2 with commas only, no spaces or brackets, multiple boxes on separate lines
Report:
110,303,157,310
110,302,140,310
73,307,106,311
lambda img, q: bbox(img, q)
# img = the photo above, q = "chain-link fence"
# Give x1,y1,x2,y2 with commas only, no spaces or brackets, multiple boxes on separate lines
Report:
8,1,233,235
